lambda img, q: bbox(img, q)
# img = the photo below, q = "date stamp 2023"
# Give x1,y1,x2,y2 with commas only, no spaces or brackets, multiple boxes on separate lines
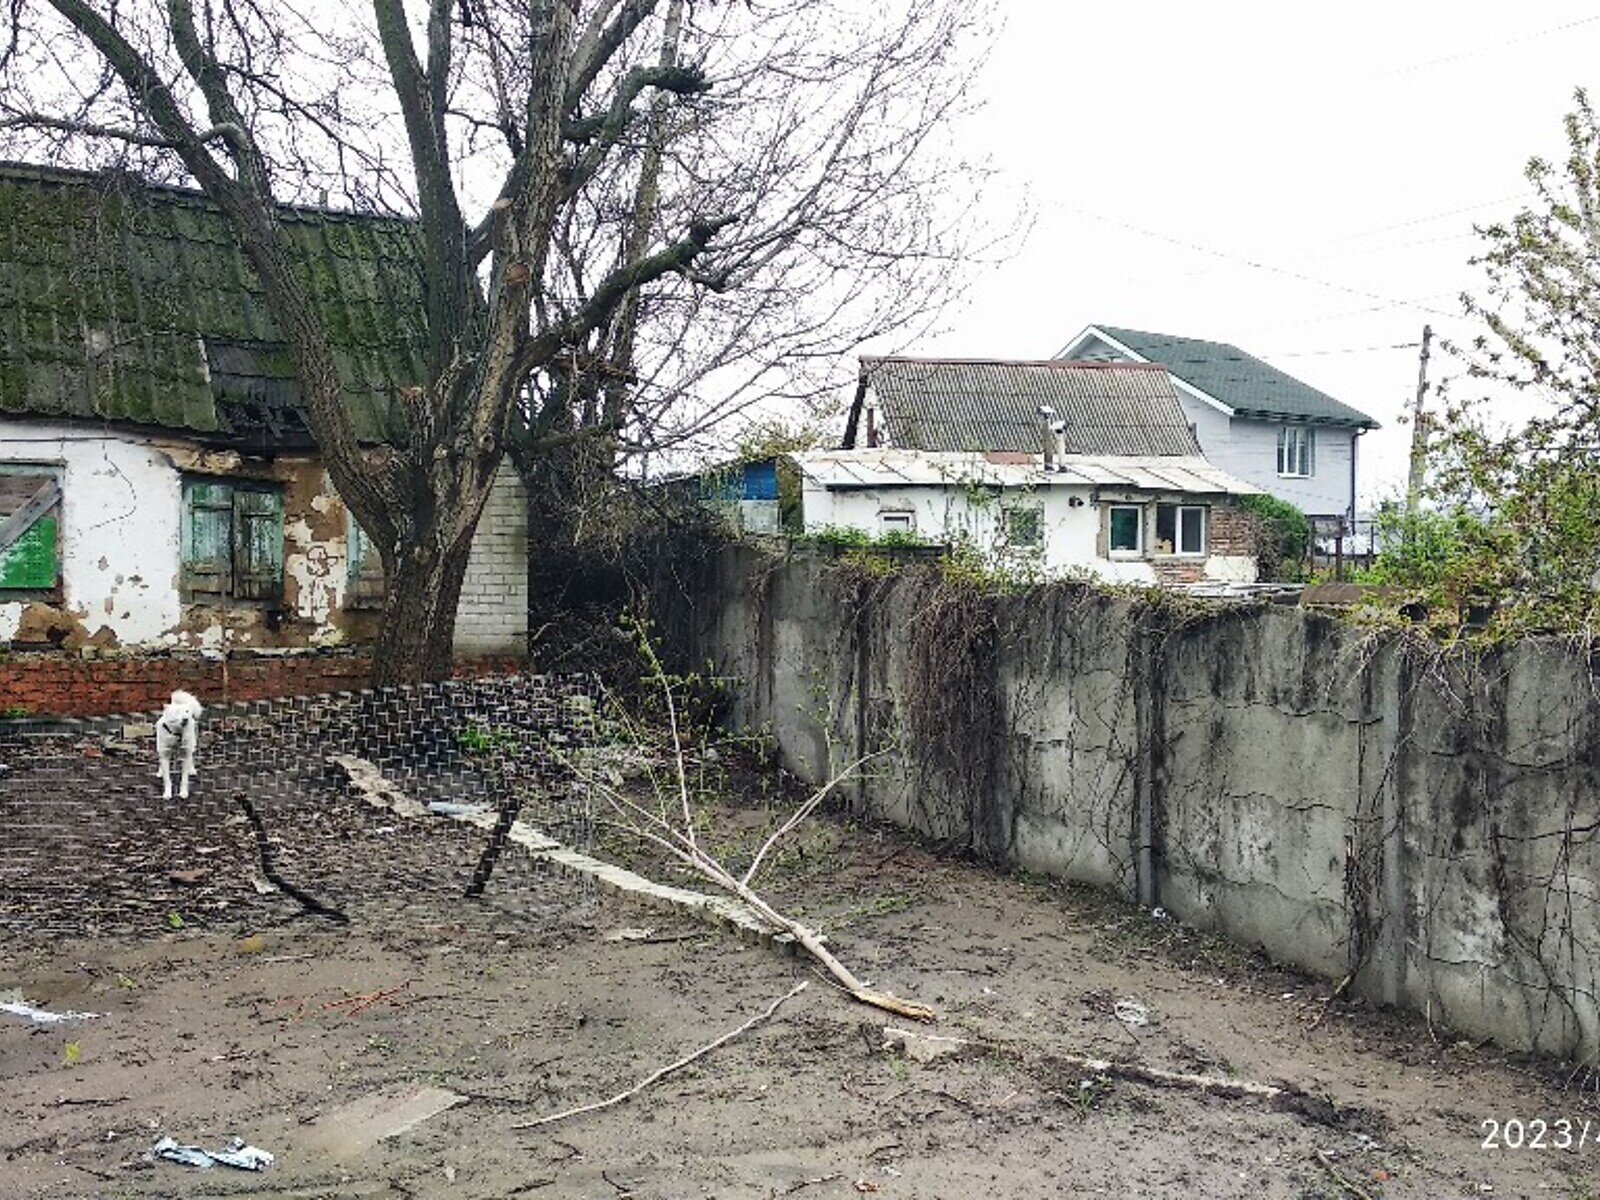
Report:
1481,1118,1595,1150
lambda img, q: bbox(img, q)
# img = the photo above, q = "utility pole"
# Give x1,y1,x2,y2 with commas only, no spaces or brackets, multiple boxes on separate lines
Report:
1405,324,1433,515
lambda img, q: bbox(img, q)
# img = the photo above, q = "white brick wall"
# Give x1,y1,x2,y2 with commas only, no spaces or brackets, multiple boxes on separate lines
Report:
453,465,529,656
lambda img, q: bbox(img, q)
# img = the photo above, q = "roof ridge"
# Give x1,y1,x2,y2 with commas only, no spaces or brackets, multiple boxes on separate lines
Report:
861,355,1166,371
0,158,417,228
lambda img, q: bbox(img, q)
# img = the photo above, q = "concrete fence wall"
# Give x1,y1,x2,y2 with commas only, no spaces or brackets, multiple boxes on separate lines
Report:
680,544,1600,1061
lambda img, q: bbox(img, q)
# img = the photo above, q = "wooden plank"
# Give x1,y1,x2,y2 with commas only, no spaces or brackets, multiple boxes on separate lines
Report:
182,480,233,598
0,477,60,555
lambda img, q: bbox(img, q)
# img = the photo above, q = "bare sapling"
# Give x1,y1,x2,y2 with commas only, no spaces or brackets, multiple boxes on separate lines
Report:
588,637,936,1023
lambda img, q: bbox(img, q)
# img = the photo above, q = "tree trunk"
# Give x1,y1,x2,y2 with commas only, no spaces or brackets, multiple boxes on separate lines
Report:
370,475,489,686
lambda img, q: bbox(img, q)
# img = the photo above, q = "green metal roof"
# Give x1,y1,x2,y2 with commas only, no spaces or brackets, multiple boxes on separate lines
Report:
1084,326,1379,428
0,162,425,446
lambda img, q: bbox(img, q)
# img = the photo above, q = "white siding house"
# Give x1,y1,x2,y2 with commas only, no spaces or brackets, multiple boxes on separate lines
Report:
1057,325,1378,521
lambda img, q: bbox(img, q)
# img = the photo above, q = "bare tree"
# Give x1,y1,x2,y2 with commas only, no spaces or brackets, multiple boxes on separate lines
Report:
1,0,996,682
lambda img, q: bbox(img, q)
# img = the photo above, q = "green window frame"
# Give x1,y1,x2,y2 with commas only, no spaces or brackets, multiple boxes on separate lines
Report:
0,465,63,596
181,477,284,604
1108,504,1143,556
346,518,387,609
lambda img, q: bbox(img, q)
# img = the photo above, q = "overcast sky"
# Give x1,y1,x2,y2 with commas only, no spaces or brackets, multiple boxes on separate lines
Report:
903,2,1600,505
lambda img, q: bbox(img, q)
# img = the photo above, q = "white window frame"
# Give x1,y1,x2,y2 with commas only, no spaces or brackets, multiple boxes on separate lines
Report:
1155,503,1207,558
1278,426,1315,478
877,510,915,535
1107,503,1144,558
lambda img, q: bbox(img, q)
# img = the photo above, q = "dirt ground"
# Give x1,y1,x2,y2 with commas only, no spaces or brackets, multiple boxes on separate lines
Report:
4,776,1600,1199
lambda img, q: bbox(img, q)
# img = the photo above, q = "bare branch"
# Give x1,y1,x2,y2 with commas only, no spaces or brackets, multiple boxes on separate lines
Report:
0,110,244,149
511,982,809,1129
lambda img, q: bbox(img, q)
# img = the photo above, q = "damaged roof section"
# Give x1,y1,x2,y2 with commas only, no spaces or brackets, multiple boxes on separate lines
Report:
0,161,425,450
844,357,1202,457
794,448,1260,495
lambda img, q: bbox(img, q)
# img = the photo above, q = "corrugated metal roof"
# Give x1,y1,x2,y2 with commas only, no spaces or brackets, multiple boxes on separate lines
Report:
793,449,1260,496
0,161,424,447
1084,326,1379,428
856,357,1201,456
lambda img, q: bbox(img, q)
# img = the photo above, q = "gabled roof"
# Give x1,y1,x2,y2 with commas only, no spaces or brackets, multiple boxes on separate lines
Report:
0,161,425,449
843,357,1202,457
1060,325,1379,429
795,448,1260,496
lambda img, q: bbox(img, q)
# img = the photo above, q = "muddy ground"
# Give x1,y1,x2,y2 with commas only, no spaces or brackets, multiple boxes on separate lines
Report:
3,766,1599,1199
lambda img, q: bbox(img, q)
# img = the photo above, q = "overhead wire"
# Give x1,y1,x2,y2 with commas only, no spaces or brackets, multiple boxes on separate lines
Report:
1066,206,1460,319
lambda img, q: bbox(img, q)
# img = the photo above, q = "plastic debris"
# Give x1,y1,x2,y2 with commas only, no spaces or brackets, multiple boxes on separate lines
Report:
604,927,656,942
152,1136,274,1171
881,1025,969,1063
1112,998,1150,1028
426,801,490,818
0,990,100,1024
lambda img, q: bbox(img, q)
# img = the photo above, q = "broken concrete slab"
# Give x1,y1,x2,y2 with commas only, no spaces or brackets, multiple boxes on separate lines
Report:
302,1085,465,1159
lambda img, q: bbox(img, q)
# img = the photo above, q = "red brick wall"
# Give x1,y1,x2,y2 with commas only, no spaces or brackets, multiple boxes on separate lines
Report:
0,651,526,718
1150,560,1204,586
1209,504,1259,557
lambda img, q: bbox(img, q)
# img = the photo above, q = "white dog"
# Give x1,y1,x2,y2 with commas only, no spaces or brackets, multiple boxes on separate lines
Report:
156,690,204,799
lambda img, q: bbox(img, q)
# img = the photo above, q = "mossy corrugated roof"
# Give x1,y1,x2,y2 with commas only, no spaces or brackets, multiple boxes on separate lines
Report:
0,161,425,444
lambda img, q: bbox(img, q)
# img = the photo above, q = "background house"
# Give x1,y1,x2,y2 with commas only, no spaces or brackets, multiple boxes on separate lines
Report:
818,357,1261,585
0,163,527,657
1056,325,1379,522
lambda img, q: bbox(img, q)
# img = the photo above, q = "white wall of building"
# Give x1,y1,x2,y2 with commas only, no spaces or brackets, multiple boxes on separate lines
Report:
454,465,530,656
801,478,1254,585
1,420,529,655
0,423,182,645
1205,418,1356,518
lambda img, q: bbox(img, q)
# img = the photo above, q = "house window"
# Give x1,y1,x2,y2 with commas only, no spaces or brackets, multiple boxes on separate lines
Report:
0,465,62,596
1003,505,1043,549
181,478,284,604
1108,504,1143,555
1278,426,1315,477
346,518,387,609
1155,504,1206,556
878,510,915,536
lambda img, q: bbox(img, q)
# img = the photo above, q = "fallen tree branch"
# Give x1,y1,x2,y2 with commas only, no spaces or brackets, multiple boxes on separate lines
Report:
595,781,935,1022
511,981,808,1129
235,793,348,924
1308,972,1354,1031
1314,1150,1377,1200
1037,1050,1283,1101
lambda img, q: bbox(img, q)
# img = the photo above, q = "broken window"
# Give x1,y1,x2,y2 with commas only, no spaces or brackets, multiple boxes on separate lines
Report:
1003,505,1043,549
0,465,62,595
346,518,387,609
181,478,284,604
1155,503,1206,556
1108,504,1143,555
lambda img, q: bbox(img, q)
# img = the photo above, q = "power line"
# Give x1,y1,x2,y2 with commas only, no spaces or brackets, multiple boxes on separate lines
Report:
1293,193,1532,250
1067,206,1459,319
1379,13,1600,79
1266,342,1422,358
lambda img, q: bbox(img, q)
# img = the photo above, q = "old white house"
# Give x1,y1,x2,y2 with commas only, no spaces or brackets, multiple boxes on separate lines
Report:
0,163,527,657
809,357,1262,586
